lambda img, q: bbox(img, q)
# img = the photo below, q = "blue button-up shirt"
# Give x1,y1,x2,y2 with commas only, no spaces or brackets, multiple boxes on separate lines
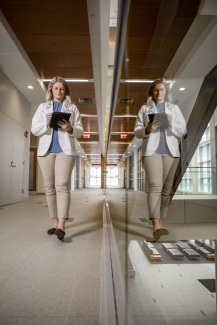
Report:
48,101,63,153
155,102,169,154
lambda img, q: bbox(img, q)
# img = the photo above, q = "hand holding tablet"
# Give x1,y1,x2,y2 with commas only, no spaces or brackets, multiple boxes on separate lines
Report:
148,113,169,129
49,112,71,128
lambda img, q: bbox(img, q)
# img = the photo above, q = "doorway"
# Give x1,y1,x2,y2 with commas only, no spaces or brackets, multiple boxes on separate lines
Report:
0,111,24,206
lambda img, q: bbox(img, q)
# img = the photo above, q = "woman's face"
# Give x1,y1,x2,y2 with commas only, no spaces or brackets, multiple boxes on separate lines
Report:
52,82,66,102
152,83,166,103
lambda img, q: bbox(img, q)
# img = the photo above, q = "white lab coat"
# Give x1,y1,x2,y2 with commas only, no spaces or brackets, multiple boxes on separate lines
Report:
134,98,186,157
31,96,83,156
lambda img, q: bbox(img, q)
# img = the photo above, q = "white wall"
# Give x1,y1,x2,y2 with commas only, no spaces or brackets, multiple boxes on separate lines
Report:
0,69,31,200
85,165,90,188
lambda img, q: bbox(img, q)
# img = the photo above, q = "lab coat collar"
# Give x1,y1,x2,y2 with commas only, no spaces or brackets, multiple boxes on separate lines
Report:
146,97,172,113
45,96,72,112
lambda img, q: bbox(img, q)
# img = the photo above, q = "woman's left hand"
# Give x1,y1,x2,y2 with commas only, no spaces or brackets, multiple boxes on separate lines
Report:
57,119,72,131
167,114,172,128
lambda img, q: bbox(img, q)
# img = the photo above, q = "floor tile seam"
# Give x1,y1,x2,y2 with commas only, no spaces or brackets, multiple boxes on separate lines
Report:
63,231,94,325
0,236,50,285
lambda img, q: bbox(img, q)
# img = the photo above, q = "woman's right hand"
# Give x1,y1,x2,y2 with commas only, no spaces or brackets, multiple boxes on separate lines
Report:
46,112,53,127
146,120,161,132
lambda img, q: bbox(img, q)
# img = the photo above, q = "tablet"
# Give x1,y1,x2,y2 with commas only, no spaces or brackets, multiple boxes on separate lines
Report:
49,112,71,128
148,113,169,129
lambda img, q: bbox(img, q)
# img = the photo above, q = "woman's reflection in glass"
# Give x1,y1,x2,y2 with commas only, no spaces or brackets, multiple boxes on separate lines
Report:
134,78,186,240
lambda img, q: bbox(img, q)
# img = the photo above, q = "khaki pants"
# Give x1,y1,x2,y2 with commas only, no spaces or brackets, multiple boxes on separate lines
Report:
142,153,180,220
38,152,75,219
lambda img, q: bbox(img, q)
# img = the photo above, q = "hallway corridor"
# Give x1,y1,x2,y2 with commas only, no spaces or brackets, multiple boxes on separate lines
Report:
0,189,103,325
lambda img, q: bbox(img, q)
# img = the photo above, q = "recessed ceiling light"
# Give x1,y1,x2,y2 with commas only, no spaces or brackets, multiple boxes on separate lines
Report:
179,88,185,91
128,152,130,153
28,86,33,89
133,145,136,147
42,79,89,82
82,156,84,157
114,115,137,117
125,79,153,83
78,151,80,152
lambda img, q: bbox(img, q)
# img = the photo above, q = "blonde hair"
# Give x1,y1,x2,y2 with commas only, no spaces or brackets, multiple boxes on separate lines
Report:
45,76,71,102
148,78,172,103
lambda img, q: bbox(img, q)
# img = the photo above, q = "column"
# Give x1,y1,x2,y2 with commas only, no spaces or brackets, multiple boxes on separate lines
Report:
127,157,130,189
70,167,75,191
134,148,138,191
101,155,105,189
79,156,82,189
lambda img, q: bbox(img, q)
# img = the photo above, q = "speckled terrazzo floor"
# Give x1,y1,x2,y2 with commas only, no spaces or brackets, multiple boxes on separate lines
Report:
0,189,104,325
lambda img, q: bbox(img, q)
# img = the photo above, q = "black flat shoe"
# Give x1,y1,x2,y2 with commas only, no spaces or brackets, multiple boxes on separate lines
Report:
47,228,57,235
54,229,65,241
153,229,164,240
161,228,169,235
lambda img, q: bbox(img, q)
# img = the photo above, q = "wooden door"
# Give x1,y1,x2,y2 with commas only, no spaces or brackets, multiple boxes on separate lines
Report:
29,148,37,192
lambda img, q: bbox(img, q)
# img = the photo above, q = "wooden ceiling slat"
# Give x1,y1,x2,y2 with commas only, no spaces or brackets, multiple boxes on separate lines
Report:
43,82,95,91
114,104,142,116
70,90,95,98
36,67,93,79
79,135,99,142
117,90,146,99
110,135,134,142
28,53,92,68
0,0,88,11
18,36,91,54
1,11,90,36
82,117,99,133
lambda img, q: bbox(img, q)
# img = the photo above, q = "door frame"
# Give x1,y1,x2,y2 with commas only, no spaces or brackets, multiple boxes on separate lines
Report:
29,148,37,192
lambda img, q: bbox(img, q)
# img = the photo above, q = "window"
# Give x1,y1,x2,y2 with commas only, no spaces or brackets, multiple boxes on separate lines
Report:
198,124,211,193
178,166,193,192
129,155,134,189
90,166,101,187
137,146,145,192
106,166,118,187
178,124,212,194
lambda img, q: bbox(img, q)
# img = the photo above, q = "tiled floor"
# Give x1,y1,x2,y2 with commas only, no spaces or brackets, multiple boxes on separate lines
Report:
128,240,217,325
0,189,103,325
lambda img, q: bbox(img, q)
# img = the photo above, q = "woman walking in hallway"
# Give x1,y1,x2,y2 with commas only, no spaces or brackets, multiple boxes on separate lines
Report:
31,76,83,241
134,78,186,240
